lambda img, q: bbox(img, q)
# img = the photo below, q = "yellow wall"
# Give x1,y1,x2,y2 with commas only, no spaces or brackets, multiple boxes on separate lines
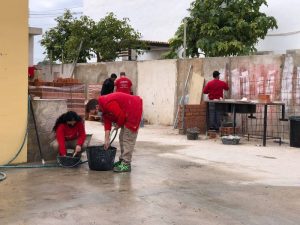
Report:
0,1,28,164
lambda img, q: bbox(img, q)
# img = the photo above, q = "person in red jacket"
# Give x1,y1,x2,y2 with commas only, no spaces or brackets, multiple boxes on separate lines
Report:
51,111,87,156
114,72,133,94
97,92,143,172
203,71,229,131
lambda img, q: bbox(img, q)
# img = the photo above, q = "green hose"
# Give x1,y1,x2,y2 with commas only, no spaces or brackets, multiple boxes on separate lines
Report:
0,96,61,180
0,103,119,180
0,163,59,169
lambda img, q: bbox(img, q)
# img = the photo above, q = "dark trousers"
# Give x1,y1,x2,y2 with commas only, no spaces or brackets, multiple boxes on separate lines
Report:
208,103,222,130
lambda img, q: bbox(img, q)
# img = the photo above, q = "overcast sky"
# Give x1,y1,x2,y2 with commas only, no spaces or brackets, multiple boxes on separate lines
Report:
29,0,83,63
30,0,300,64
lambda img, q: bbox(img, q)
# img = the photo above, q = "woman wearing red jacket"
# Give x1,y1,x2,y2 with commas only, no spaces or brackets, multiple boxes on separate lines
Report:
98,92,143,172
51,111,86,156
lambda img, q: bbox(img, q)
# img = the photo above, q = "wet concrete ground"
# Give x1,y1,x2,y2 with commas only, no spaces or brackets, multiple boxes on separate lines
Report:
1,123,300,225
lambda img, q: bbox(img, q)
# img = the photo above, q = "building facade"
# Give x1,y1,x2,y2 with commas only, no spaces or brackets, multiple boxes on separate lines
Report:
0,1,28,164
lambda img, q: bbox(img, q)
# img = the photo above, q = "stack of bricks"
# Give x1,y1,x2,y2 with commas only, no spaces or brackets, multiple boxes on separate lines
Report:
177,103,207,134
29,78,85,118
220,127,240,136
88,84,102,100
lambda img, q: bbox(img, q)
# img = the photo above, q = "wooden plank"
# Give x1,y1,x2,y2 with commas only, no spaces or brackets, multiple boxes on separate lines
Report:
188,71,205,104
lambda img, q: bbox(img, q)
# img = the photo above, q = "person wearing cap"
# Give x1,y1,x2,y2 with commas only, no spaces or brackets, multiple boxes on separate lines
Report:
203,71,229,131
114,72,133,95
100,73,117,96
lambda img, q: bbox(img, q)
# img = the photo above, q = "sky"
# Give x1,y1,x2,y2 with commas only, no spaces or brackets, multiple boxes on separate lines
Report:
29,0,300,64
29,0,83,64
83,0,191,42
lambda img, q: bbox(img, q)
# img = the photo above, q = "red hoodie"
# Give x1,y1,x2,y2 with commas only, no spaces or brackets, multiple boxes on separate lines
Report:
203,79,229,100
55,122,86,155
98,92,143,132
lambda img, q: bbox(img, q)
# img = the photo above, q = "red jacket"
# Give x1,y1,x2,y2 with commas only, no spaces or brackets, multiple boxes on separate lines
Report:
203,79,229,100
55,122,86,155
98,92,143,132
115,76,132,94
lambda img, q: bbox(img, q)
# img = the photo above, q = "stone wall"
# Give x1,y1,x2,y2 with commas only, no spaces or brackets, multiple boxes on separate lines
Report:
28,99,67,162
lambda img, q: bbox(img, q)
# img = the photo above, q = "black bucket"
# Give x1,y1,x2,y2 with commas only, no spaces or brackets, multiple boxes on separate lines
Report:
86,145,117,171
290,116,300,147
57,155,82,168
186,128,199,140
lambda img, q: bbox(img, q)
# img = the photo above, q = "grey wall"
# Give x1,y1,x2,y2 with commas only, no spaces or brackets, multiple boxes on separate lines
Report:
37,54,300,135
137,59,177,125
28,99,67,162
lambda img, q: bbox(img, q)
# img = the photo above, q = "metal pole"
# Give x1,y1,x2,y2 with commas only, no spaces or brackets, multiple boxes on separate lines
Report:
50,50,53,78
61,50,64,75
263,105,268,146
183,19,187,58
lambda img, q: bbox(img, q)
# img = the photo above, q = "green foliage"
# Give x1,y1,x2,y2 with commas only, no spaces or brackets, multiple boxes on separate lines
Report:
166,0,278,58
41,11,141,63
91,13,142,62
41,10,94,63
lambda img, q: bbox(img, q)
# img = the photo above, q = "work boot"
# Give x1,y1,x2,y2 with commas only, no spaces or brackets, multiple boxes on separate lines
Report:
113,161,131,173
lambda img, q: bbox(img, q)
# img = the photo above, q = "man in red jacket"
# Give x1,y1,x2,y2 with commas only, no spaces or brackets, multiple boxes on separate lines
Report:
203,71,229,131
114,72,133,94
51,111,87,156
98,92,143,172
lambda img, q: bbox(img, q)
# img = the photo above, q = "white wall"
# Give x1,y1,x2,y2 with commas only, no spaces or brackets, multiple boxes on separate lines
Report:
137,49,169,61
137,59,177,125
28,27,42,66
29,35,34,66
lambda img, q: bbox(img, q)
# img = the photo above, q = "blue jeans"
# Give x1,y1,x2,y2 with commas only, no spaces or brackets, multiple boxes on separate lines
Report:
208,103,222,130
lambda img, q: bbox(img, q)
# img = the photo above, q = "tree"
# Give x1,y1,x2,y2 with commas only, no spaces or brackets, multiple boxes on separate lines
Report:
91,13,142,62
41,10,94,63
41,11,142,63
166,0,278,58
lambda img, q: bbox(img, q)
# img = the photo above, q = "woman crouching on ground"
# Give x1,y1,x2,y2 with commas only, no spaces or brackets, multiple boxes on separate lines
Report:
51,111,87,157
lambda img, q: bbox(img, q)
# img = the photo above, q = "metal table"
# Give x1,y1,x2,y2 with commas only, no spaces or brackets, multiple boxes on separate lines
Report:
206,100,287,146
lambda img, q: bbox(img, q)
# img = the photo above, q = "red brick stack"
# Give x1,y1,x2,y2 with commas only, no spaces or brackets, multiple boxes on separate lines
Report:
178,103,207,134
219,127,239,136
29,78,85,118
88,84,102,100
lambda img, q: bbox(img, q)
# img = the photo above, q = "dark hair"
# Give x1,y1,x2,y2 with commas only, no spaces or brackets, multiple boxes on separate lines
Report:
110,73,117,79
120,72,126,76
213,71,220,78
53,111,82,132
85,99,98,113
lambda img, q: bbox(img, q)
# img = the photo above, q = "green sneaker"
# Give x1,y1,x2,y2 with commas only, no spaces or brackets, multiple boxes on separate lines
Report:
113,162,131,173
113,160,122,167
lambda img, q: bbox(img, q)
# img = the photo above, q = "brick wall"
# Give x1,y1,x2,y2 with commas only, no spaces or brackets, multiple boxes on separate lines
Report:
29,84,85,118
177,103,207,134
88,84,102,100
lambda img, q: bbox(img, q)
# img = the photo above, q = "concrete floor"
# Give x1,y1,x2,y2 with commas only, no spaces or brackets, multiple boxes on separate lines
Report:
1,121,300,225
